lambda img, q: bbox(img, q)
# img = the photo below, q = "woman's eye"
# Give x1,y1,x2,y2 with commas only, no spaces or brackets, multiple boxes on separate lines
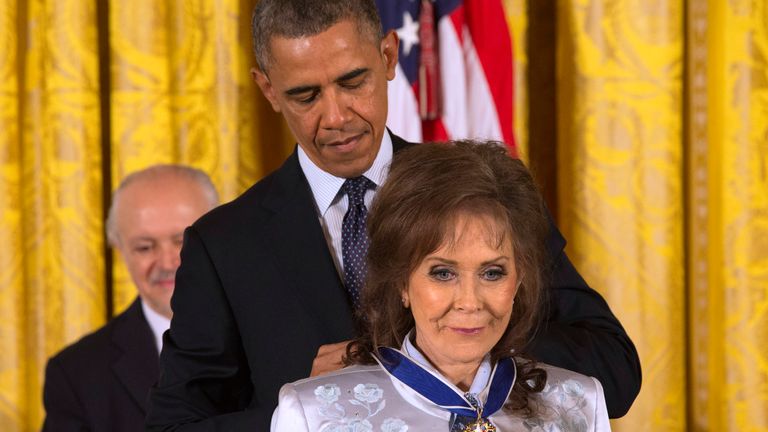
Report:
482,267,507,281
429,268,455,281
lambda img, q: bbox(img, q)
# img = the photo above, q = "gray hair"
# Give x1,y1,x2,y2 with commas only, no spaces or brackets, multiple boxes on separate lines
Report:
105,164,219,246
251,0,383,72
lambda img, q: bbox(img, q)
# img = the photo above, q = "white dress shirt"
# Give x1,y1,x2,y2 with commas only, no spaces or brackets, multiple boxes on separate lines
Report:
297,131,394,276
141,299,171,355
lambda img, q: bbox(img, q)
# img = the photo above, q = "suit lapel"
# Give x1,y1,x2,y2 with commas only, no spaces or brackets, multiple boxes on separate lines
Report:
389,131,414,153
111,298,160,413
261,151,357,340
254,134,414,340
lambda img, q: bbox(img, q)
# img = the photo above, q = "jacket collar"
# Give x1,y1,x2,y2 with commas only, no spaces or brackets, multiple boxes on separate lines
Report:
111,297,160,413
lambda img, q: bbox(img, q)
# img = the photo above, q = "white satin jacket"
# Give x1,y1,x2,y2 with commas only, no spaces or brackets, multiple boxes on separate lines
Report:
271,356,611,431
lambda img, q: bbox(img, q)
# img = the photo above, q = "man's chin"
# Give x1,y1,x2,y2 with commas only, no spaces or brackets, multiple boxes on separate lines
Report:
323,151,378,178
315,135,380,176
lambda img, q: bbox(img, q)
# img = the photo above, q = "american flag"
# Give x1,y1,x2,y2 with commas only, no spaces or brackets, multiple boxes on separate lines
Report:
375,0,515,150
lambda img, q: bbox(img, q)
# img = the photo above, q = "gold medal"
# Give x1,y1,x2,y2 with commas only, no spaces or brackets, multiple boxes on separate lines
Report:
462,418,496,432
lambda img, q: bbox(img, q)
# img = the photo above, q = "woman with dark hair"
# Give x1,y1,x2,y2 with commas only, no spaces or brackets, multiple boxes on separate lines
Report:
271,141,610,431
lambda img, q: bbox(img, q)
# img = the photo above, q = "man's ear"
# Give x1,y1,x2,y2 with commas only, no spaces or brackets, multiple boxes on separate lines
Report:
380,30,399,81
251,67,281,112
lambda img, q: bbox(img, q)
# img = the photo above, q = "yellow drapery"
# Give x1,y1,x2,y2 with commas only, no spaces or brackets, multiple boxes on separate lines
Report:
2,1,767,431
2,1,293,430
555,0,768,431
557,0,686,429
687,1,768,430
2,1,105,429
504,0,529,161
108,0,294,312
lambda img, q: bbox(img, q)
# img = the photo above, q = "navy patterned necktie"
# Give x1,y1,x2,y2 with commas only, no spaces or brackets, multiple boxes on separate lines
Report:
341,176,375,308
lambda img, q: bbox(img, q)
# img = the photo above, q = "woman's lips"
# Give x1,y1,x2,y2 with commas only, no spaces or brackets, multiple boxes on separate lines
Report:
449,327,484,335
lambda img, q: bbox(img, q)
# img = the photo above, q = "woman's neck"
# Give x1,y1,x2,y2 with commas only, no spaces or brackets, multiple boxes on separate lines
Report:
405,335,483,392
435,362,481,392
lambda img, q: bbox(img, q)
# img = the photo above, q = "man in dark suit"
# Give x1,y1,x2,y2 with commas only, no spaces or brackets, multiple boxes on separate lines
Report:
42,165,218,432
146,1,641,430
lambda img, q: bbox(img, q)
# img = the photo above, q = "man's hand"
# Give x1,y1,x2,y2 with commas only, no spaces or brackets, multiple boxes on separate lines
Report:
310,341,350,377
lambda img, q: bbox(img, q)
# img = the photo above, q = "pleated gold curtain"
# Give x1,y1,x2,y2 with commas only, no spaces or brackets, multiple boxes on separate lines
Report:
687,1,768,430
1,1,293,430
2,0,768,431
557,0,687,429
508,0,767,430
107,0,294,312
2,1,105,429
552,0,768,431
504,0,530,160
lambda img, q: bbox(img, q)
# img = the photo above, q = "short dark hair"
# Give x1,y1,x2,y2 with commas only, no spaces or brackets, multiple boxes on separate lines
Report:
347,140,550,415
251,0,383,71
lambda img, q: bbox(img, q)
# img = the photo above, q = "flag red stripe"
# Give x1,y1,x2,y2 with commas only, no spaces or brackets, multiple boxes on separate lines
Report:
422,118,450,142
463,1,515,148
448,5,464,46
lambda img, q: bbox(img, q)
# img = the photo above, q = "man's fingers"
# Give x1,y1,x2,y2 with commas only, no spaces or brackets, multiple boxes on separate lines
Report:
310,340,351,377
315,341,349,356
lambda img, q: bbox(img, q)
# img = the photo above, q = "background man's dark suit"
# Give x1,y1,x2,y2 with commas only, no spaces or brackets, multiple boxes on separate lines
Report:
43,298,158,432
146,134,641,431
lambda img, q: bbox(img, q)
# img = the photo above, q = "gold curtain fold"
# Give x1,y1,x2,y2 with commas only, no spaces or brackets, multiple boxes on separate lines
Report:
558,0,768,430
557,1,686,430
108,0,294,313
2,1,106,430
688,1,768,430
0,2,24,429
2,2,297,429
503,0,529,161
3,1,768,431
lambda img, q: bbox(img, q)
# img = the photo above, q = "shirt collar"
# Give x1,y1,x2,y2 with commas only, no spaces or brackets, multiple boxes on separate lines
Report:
298,130,393,215
141,298,171,356
401,330,493,396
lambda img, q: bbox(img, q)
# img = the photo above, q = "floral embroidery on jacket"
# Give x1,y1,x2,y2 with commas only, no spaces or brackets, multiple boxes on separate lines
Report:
380,417,409,432
523,379,590,432
315,384,341,404
353,383,384,403
314,383,408,432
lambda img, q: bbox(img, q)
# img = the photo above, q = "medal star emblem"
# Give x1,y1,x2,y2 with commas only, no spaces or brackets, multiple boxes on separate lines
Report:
463,418,496,432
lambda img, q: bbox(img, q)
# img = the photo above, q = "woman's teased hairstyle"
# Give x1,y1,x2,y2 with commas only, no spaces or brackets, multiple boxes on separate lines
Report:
347,140,550,415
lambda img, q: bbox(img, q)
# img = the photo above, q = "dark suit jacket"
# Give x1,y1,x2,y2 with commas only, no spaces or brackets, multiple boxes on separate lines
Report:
43,298,159,432
146,135,641,431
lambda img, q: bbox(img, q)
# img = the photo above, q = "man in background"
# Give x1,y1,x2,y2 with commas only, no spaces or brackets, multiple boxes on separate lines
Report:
42,165,218,432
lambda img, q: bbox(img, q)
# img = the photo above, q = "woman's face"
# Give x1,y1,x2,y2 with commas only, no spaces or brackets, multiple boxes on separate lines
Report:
404,213,518,376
